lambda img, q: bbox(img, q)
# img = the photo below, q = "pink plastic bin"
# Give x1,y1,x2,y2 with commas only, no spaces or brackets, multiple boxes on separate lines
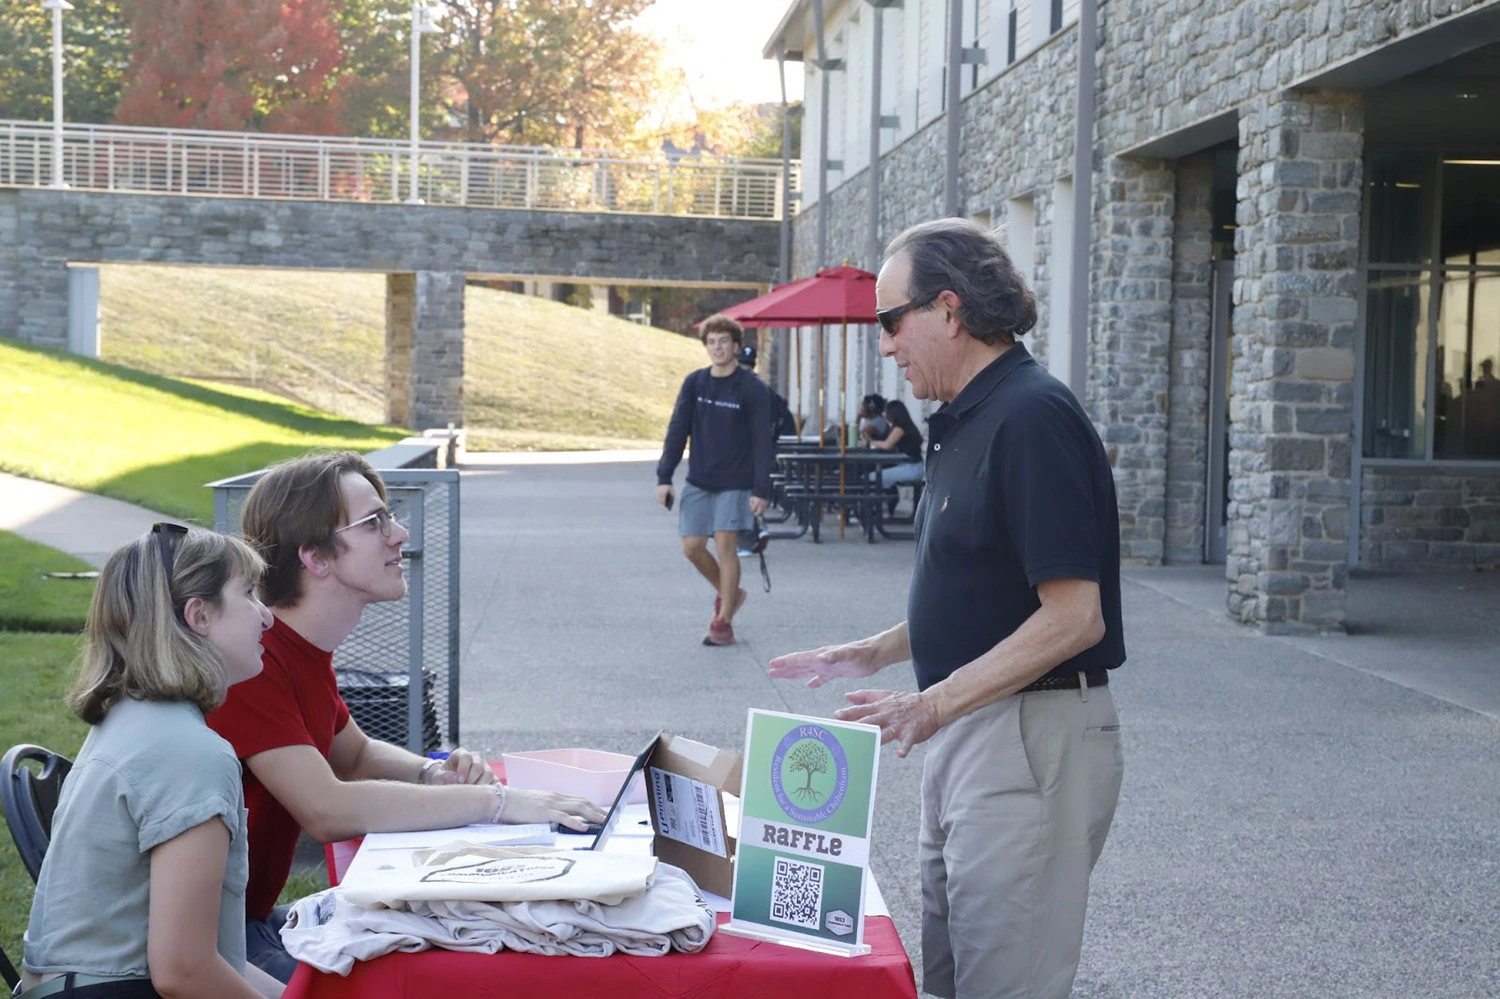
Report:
500,748,649,809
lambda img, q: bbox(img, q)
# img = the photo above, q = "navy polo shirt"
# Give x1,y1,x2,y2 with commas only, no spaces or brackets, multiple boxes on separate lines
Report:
907,342,1125,691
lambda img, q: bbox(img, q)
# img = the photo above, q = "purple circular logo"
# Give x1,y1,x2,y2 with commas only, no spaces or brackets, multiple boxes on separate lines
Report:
770,725,850,824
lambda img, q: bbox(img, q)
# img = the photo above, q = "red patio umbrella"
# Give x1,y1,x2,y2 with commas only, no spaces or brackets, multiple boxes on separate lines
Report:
713,264,877,447
712,265,880,539
718,265,877,328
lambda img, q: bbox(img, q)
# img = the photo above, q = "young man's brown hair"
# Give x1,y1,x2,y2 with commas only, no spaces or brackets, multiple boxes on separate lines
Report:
698,314,745,346
241,451,389,608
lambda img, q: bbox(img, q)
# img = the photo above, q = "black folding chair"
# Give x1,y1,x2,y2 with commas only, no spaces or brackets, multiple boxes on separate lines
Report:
0,940,18,990
2,744,74,883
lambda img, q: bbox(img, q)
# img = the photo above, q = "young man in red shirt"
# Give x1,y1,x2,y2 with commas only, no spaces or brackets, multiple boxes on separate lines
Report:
209,452,604,982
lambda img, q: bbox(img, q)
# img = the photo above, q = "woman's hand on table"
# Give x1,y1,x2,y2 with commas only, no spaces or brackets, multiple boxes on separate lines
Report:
430,747,498,785
502,789,607,830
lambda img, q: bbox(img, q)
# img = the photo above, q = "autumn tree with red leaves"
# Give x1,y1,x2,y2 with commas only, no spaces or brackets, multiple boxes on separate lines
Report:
115,0,345,134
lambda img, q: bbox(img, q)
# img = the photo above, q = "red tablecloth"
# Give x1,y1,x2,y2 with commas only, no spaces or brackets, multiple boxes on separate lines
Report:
289,761,917,998
282,912,916,999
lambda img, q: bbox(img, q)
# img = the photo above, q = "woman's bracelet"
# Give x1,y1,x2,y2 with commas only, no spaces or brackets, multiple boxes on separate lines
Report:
490,782,508,824
418,758,443,785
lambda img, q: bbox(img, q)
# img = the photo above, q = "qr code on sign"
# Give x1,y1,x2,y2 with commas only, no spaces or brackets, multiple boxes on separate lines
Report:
770,856,824,930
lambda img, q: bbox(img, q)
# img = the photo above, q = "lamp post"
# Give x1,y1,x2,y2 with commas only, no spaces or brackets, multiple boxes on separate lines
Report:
407,2,440,204
40,0,73,189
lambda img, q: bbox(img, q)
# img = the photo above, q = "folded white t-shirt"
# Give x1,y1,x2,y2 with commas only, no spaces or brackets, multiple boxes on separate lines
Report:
283,864,716,975
339,843,658,907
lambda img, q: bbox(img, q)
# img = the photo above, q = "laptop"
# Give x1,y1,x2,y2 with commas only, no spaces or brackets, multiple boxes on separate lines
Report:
554,733,659,851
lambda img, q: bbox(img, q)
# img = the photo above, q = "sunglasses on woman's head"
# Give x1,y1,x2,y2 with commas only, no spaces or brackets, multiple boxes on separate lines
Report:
151,522,189,580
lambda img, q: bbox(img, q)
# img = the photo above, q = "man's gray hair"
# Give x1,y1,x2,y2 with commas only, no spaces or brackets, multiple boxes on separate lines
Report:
884,218,1038,346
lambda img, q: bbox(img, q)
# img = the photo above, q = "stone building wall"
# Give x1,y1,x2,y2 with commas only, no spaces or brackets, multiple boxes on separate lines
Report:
1089,155,1177,562
1094,0,1495,154
1360,470,1500,568
786,0,1500,624
1226,91,1363,631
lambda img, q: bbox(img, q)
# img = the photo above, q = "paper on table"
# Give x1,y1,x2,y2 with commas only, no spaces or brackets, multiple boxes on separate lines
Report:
359,823,553,852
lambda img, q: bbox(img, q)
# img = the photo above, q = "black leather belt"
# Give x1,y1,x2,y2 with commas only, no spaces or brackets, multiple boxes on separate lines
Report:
1020,668,1110,694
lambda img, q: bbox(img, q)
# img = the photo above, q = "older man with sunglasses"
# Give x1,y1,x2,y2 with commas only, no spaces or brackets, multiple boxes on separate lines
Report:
771,219,1126,999
208,452,604,982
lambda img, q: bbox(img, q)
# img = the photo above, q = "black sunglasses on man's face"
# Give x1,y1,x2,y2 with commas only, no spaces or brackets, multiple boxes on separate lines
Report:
875,291,941,336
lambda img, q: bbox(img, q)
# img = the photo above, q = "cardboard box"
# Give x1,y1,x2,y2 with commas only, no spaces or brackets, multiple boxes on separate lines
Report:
644,733,743,899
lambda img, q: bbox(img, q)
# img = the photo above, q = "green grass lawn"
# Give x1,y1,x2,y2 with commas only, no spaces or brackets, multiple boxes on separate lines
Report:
0,631,90,963
0,532,97,632
97,265,710,452
0,339,407,522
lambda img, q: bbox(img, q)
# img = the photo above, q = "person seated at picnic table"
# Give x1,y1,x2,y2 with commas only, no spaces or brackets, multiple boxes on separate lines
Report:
856,394,892,445
19,525,285,999
867,399,926,488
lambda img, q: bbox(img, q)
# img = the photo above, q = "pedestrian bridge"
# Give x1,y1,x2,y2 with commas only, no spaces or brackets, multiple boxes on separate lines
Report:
0,120,794,427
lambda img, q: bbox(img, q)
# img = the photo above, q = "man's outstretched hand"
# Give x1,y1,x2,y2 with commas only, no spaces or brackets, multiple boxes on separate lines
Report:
834,689,941,759
768,642,883,689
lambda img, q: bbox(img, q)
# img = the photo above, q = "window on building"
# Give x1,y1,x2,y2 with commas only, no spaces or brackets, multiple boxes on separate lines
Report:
1007,0,1017,64
1006,195,1036,281
1050,0,1062,34
1364,152,1500,460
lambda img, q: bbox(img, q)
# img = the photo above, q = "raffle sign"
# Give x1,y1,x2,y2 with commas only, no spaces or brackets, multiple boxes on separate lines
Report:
722,709,880,957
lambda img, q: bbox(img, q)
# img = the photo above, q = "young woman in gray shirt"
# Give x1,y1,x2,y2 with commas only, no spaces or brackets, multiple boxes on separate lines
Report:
18,526,284,999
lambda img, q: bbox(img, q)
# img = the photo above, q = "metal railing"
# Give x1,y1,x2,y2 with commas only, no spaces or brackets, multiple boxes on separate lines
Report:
0,119,801,220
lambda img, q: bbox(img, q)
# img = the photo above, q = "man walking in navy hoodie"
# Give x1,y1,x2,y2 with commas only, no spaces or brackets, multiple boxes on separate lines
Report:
656,314,773,646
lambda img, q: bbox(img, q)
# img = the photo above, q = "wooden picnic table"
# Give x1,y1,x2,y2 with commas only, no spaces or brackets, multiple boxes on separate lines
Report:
770,449,920,543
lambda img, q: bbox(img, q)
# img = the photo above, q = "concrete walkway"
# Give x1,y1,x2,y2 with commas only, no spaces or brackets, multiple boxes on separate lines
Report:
457,454,1500,999
0,471,168,566
4,459,1497,997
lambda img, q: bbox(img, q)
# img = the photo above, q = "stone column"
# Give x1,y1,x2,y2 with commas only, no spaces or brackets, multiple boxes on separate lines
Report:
1090,156,1176,564
1165,153,1215,563
385,273,415,427
590,285,611,315
410,271,466,431
0,191,19,341
1228,90,1362,632
385,271,466,430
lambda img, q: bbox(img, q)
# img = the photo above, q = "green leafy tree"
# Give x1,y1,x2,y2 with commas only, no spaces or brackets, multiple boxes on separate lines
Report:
333,0,422,139
0,0,131,124
432,0,661,148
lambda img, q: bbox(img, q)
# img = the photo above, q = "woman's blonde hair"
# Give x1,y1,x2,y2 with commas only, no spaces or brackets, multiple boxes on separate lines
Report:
67,527,266,725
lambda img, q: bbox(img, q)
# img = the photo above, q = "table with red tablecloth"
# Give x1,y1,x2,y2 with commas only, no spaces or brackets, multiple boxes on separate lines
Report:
282,762,918,999
281,909,916,999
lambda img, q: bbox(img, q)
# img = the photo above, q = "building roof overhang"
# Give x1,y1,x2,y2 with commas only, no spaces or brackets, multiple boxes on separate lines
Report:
763,0,812,62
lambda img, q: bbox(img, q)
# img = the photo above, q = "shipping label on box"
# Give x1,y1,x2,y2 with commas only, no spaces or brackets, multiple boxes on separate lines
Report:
644,733,742,899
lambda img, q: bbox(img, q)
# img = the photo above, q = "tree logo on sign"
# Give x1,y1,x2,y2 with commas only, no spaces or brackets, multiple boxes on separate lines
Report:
771,725,850,824
786,741,831,803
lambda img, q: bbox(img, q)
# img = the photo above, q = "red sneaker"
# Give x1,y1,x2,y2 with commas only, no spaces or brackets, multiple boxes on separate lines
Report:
703,617,736,646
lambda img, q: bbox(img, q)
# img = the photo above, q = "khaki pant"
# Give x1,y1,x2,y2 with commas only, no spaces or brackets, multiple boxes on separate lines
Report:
919,681,1124,999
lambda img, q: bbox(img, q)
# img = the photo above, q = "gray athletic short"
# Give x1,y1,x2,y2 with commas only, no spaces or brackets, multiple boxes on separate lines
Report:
678,482,753,537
